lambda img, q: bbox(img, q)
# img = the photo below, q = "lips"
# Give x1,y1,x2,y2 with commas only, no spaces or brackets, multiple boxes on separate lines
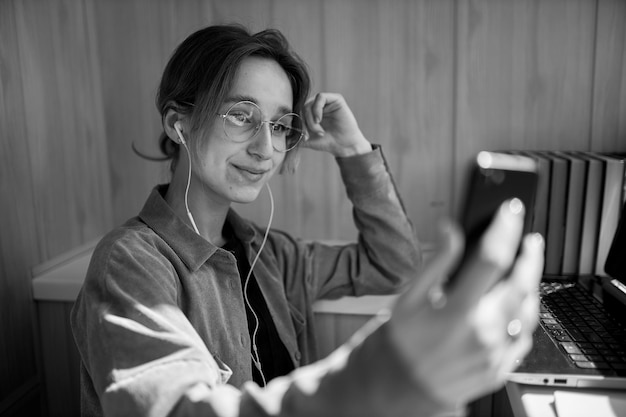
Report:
232,164,269,181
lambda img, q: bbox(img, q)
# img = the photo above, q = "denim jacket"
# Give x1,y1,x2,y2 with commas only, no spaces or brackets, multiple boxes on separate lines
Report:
70,147,450,416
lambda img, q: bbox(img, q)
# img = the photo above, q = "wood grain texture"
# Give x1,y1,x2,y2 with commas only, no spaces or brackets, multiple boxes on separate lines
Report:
455,0,597,209
592,0,626,152
13,0,113,259
0,0,42,410
376,0,456,241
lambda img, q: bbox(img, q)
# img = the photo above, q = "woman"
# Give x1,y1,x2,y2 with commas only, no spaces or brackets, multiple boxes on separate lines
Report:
71,24,544,417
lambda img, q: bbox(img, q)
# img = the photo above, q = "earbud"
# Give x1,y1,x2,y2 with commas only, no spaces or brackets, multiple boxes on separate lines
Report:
174,122,186,145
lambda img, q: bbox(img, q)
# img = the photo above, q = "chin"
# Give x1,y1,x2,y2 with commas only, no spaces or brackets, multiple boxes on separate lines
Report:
228,186,264,204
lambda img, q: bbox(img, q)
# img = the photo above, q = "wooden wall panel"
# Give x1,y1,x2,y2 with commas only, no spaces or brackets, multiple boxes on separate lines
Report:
592,0,626,152
316,0,457,241
0,1,41,411
455,0,597,208
13,0,113,259
376,0,456,241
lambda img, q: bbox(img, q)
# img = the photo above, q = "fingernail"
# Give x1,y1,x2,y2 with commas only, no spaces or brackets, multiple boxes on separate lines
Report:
508,198,524,215
529,232,544,248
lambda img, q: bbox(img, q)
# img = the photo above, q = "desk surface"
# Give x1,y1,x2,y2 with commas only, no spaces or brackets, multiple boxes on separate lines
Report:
506,382,626,417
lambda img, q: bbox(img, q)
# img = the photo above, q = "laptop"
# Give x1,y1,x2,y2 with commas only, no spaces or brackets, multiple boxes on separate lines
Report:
508,201,626,389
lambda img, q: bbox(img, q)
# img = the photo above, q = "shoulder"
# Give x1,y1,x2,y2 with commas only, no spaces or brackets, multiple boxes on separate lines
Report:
95,217,170,260
85,218,179,290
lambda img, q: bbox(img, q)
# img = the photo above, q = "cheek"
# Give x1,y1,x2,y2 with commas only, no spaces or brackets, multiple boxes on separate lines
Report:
194,134,231,167
271,152,287,170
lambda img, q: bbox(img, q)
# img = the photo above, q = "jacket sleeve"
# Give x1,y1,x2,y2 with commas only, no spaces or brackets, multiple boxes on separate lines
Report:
269,145,423,301
174,317,456,417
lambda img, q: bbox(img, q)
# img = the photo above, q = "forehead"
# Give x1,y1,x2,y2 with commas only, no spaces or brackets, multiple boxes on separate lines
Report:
226,56,294,115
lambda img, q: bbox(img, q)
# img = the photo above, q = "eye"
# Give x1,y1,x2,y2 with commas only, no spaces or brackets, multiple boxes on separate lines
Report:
271,122,291,135
225,110,254,127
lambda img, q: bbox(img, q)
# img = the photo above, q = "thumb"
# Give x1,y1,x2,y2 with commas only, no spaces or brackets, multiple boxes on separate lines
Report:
395,220,464,309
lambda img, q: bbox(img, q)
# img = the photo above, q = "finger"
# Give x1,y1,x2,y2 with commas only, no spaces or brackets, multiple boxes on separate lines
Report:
447,199,525,310
502,328,534,375
518,289,540,335
304,93,326,135
395,220,464,308
497,233,545,314
311,93,326,123
508,233,545,294
502,288,540,374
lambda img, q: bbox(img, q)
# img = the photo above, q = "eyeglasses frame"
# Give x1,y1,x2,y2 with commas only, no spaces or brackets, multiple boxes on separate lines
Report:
217,100,305,153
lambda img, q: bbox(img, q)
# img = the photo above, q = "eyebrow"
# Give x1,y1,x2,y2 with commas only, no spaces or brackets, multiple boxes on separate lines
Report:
223,95,293,116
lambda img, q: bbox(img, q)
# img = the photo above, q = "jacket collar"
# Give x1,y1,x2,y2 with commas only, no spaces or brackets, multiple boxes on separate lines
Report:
139,184,260,272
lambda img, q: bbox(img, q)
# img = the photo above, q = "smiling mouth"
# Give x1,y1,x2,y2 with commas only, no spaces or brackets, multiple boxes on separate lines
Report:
233,164,269,180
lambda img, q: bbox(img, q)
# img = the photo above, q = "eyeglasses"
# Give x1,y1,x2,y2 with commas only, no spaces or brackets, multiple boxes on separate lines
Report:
218,101,305,152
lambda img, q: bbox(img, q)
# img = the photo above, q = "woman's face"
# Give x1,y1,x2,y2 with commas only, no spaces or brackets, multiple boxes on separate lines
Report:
190,56,293,205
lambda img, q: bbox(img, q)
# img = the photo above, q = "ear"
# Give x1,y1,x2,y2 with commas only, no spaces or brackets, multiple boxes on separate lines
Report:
163,106,186,144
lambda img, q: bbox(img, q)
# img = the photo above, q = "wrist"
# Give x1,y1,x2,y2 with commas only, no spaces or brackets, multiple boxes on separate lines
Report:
334,139,372,158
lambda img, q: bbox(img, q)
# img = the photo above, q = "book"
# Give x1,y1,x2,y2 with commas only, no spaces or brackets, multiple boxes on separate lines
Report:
571,152,604,275
519,151,551,239
580,153,625,276
555,152,587,275
605,200,626,280
526,151,568,276
606,152,626,204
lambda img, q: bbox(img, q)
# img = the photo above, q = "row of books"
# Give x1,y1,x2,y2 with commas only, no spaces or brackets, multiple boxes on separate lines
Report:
512,151,626,277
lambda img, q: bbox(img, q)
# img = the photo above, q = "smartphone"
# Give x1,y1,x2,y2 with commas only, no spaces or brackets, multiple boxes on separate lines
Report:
449,151,539,285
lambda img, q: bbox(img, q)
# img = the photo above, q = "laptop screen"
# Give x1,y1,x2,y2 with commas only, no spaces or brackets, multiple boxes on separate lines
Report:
605,201,626,283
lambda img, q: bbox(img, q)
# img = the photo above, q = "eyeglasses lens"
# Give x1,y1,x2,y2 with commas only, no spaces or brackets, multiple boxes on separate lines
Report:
223,101,303,152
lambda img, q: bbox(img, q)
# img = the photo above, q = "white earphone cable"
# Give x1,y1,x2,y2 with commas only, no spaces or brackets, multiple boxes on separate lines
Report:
243,182,274,387
181,141,200,235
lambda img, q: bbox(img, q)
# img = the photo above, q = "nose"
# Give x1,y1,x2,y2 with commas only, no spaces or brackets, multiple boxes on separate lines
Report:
248,122,274,159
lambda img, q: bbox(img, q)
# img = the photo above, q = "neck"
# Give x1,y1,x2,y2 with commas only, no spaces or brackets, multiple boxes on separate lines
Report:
165,171,229,246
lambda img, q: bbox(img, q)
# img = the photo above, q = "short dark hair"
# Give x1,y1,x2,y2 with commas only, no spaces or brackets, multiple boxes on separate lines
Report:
155,24,311,173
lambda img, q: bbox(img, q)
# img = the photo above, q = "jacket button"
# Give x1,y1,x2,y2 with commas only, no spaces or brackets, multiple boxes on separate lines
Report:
294,351,301,362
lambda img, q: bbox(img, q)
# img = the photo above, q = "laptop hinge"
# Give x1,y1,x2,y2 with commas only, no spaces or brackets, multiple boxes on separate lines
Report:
601,279,626,324
609,279,626,294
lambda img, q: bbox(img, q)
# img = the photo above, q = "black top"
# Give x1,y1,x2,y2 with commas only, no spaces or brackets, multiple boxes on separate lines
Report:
222,223,295,386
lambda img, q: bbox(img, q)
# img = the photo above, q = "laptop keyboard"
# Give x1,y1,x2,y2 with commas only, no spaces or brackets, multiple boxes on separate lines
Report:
539,281,626,375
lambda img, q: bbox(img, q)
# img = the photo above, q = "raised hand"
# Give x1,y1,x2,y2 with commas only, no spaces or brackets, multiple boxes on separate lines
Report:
301,92,372,157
